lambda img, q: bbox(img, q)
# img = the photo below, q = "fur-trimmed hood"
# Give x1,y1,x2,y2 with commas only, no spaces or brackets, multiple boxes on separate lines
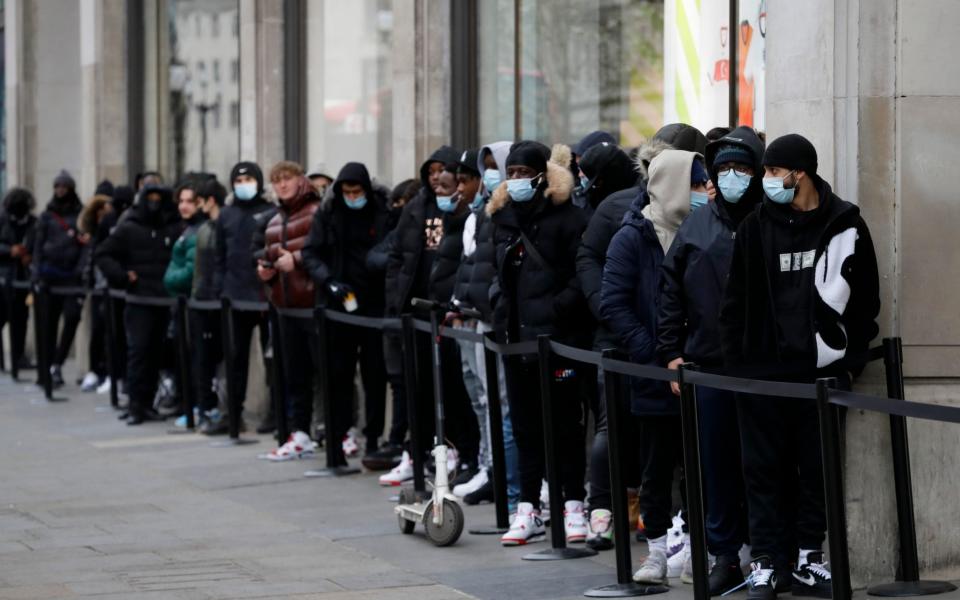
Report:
79,194,112,235
486,144,575,216
634,138,674,180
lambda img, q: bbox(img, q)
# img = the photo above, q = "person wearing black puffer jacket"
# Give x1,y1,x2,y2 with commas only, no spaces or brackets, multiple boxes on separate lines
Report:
489,141,591,548
33,170,88,388
217,161,277,433
379,144,461,487
0,188,37,372
96,185,183,425
656,126,764,593
303,161,394,459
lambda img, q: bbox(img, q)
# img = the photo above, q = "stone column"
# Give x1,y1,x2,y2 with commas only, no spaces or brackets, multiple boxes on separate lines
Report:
238,0,285,168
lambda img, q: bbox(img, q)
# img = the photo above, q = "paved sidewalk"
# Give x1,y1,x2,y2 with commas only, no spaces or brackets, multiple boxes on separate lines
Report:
1,368,957,599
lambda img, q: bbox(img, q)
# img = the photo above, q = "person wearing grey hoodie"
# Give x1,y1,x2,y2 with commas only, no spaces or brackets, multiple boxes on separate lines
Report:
601,149,707,585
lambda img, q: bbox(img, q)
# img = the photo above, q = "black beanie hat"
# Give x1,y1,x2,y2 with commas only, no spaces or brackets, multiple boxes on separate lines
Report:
95,179,115,198
230,161,265,193
505,141,550,174
690,159,709,185
713,144,754,168
763,134,818,175
53,169,76,190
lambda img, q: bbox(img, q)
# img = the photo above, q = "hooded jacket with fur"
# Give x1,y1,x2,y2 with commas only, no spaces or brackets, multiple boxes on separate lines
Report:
488,144,590,349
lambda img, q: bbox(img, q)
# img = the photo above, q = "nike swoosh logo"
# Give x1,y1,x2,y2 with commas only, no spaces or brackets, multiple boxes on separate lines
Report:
794,573,817,586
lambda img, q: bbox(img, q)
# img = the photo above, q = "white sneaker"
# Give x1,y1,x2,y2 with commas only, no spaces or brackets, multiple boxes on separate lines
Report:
563,500,588,544
80,372,100,392
379,451,414,486
452,468,488,497
666,512,685,557
633,547,669,585
444,446,459,474
586,508,614,550
96,376,112,395
262,431,317,462
342,428,359,458
500,502,546,546
539,480,551,522
668,535,691,579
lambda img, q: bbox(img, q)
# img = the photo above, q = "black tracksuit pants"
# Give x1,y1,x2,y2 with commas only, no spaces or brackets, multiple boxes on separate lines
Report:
637,415,686,539
227,309,268,419
280,315,319,436
88,294,108,378
587,369,644,511
124,304,170,417
383,330,407,446
504,355,586,507
189,308,222,412
738,393,828,565
5,287,29,367
328,321,388,454
46,292,84,367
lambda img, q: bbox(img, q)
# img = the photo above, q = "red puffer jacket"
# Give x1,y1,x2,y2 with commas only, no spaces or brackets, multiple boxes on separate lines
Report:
263,177,321,308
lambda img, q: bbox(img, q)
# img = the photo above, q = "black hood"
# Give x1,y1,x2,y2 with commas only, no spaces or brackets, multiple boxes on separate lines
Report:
418,145,461,191
653,123,707,154
334,162,374,198
705,126,766,223
579,142,636,206
229,161,265,195
47,191,82,215
130,184,178,225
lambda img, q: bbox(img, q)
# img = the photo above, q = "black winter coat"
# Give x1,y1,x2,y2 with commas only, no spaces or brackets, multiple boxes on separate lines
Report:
428,208,470,304
216,198,276,302
453,209,496,321
488,147,590,350
576,182,646,349
192,219,221,300
33,195,87,283
95,188,183,298
0,212,36,282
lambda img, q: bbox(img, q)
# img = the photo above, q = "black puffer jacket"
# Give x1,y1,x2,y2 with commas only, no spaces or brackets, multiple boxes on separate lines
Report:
453,208,496,320
95,186,183,298
385,146,461,316
303,162,395,315
576,181,646,349
657,126,764,367
488,144,590,350
428,208,470,304
33,194,86,283
217,197,276,302
0,212,36,282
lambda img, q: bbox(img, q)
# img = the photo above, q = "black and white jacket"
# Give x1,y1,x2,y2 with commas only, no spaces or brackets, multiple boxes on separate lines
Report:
719,178,880,379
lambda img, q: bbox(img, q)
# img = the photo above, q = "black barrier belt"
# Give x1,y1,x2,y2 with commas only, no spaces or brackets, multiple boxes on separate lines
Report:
439,326,486,344
683,369,817,400
599,355,677,383
482,337,539,357
276,307,314,320
48,285,92,297
230,299,269,312
123,294,177,308
830,390,960,425
412,319,432,334
108,289,126,300
186,298,222,311
325,309,401,331
2,280,33,290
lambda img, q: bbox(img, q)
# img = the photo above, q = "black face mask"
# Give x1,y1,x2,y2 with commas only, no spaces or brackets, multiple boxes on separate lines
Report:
146,200,162,215
9,202,29,218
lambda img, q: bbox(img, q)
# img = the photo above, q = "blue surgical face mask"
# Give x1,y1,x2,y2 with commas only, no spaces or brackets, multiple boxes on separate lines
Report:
717,169,751,203
580,175,591,192
482,169,501,192
436,195,457,213
234,182,258,201
763,172,796,204
690,191,709,211
344,195,367,210
506,178,536,203
470,190,484,210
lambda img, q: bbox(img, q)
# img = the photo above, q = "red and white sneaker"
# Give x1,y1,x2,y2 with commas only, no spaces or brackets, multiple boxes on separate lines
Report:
564,500,588,544
501,502,546,546
261,431,317,462
378,451,414,486
342,428,360,458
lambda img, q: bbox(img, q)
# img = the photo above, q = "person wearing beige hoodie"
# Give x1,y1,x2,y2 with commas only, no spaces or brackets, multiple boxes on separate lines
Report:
600,149,709,585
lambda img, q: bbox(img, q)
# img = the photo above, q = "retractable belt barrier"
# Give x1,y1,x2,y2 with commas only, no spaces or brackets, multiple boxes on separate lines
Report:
21,286,960,599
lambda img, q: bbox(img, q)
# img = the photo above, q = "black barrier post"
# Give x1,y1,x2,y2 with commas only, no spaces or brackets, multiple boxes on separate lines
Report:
32,285,44,388
586,351,669,597
678,364,709,600
816,378,852,600
867,338,957,597
7,280,19,381
267,306,290,446
105,291,122,409
468,332,510,535
210,297,258,447
37,286,60,401
304,308,360,478
168,296,196,432
524,335,597,561
402,314,427,496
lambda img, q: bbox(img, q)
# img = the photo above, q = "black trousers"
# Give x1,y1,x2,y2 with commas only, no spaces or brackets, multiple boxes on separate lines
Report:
227,310,268,419
588,369,644,510
4,286,29,367
738,393,827,565
411,332,479,464
124,304,170,417
328,321,388,453
88,295,108,378
504,355,586,507
383,330,407,446
637,415,685,539
280,315,319,435
189,308,222,412
46,292,84,367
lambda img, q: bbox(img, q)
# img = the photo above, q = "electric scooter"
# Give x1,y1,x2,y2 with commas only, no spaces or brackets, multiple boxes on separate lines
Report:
395,298,480,546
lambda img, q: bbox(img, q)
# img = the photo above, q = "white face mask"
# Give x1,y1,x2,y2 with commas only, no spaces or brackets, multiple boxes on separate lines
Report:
234,182,258,201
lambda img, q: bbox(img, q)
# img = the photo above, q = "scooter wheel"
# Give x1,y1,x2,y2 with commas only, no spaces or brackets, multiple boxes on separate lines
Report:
397,488,416,535
425,499,464,547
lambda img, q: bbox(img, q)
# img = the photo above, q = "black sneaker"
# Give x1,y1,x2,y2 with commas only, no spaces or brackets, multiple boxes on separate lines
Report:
451,466,478,487
745,557,778,600
50,365,65,388
709,554,745,596
361,443,403,471
463,479,494,505
791,552,832,598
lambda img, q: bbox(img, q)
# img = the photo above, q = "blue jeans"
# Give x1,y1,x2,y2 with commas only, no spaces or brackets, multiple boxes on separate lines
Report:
475,321,520,508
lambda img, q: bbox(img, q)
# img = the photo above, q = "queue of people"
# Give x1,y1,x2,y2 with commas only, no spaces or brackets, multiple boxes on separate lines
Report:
0,122,880,600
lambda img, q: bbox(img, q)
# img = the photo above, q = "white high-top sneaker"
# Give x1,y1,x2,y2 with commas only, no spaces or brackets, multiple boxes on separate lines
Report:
563,500,588,544
378,451,414,486
500,502,546,546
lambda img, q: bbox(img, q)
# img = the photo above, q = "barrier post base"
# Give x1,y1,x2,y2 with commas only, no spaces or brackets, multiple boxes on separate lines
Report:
209,437,260,448
868,581,958,597
584,582,669,598
522,547,597,561
303,465,361,478
468,525,509,535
